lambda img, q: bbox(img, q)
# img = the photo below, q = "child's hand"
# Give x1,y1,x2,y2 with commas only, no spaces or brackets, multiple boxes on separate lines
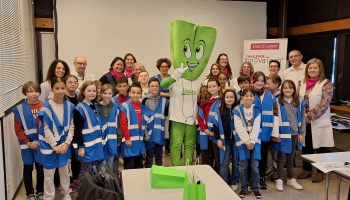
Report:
28,142,38,150
217,140,224,150
52,145,61,153
271,136,281,142
246,143,254,150
204,129,214,136
298,135,304,142
59,143,69,154
78,147,85,157
125,140,132,146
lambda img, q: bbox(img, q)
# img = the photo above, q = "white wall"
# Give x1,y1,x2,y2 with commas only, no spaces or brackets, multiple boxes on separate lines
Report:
3,114,23,199
0,122,5,200
56,0,266,82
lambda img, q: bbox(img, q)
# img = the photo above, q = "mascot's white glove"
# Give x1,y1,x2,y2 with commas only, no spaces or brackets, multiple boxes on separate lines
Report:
171,63,188,81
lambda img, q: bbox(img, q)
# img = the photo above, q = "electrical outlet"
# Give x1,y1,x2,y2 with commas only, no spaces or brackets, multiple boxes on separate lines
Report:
6,183,9,192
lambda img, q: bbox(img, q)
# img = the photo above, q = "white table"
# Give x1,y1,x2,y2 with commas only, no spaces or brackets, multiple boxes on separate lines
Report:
121,165,241,200
301,152,350,200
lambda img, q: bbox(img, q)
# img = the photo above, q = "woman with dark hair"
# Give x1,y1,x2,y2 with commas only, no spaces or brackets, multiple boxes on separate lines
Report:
153,58,172,99
124,53,137,78
39,59,70,102
99,57,126,94
216,53,233,80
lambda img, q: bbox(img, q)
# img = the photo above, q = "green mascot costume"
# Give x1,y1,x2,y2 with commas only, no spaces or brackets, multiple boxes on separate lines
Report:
161,20,217,166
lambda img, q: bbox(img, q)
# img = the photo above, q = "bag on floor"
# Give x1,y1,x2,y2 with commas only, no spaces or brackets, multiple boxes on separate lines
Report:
150,165,187,188
183,159,206,200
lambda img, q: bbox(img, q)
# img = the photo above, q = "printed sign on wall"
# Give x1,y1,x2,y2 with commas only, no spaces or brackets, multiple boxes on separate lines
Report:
243,38,288,76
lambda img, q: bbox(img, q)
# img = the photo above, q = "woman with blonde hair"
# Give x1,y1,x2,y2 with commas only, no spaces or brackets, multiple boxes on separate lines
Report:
297,58,334,183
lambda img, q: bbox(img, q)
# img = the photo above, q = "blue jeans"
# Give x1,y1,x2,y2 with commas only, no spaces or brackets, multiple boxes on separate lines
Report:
145,144,163,168
219,140,239,185
239,154,260,192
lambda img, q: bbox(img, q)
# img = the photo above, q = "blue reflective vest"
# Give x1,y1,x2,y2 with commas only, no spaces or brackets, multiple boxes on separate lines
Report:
253,91,275,142
197,98,225,165
99,102,119,158
12,102,40,165
274,100,306,153
144,96,169,150
233,104,261,161
75,102,104,162
38,101,74,169
119,101,154,157
112,95,130,105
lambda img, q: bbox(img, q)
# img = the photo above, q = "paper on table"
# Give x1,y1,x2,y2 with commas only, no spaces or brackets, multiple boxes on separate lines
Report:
312,162,350,173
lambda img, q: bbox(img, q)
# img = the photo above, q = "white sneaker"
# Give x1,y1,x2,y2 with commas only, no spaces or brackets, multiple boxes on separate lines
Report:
275,179,283,191
230,184,239,191
287,178,303,190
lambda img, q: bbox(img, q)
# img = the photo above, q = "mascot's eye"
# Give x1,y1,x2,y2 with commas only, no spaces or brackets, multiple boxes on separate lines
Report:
183,44,191,59
195,45,204,60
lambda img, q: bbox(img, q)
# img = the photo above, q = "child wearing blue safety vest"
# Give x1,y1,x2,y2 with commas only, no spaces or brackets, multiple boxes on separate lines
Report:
214,89,240,191
252,71,278,190
119,82,153,169
13,81,44,200
233,88,262,199
142,78,169,168
38,77,74,200
265,75,282,180
197,78,222,173
73,81,104,187
97,84,119,172
272,80,306,191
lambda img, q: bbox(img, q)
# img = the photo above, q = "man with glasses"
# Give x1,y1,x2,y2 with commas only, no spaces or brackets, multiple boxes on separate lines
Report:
283,50,305,86
72,56,96,92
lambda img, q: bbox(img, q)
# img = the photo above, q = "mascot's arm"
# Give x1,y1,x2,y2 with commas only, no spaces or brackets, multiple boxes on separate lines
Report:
160,76,176,89
160,64,188,89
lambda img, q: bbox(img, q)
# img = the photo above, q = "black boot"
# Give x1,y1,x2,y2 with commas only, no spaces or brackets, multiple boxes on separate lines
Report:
259,177,268,190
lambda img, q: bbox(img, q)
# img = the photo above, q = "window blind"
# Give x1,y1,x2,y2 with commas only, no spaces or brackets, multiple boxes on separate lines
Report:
0,0,36,117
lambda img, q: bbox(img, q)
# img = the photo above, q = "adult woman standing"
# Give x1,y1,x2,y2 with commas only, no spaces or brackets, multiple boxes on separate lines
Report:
39,60,70,102
232,62,255,91
153,58,172,99
128,63,146,85
216,53,233,80
99,57,126,94
268,60,281,77
124,53,137,78
297,58,334,183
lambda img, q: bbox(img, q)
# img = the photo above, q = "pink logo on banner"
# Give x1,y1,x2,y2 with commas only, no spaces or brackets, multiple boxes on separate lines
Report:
251,43,280,50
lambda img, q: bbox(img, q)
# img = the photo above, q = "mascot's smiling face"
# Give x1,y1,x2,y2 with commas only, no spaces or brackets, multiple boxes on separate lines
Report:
170,20,217,81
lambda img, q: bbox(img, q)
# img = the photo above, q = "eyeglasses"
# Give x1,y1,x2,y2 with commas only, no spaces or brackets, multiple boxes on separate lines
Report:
269,65,279,68
160,65,169,69
75,62,87,66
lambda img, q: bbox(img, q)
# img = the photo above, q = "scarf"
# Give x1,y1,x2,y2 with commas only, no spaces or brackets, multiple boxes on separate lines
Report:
110,69,124,80
306,78,319,90
124,67,132,78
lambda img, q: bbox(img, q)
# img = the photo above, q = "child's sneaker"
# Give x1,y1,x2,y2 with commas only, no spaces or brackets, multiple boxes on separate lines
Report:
275,179,283,191
253,191,262,199
230,184,239,191
287,178,303,190
239,190,247,198
26,194,35,200
259,177,268,190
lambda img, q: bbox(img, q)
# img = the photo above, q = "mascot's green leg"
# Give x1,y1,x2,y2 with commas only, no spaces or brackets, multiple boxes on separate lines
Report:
170,121,197,166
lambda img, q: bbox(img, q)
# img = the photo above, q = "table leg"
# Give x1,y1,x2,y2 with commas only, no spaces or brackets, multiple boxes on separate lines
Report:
336,175,341,200
324,173,329,200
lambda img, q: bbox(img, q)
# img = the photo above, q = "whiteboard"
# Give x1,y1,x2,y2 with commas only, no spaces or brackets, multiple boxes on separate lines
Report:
56,0,266,82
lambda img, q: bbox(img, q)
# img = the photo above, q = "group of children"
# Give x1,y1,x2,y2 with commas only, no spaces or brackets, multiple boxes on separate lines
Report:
14,72,168,200
197,70,306,199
